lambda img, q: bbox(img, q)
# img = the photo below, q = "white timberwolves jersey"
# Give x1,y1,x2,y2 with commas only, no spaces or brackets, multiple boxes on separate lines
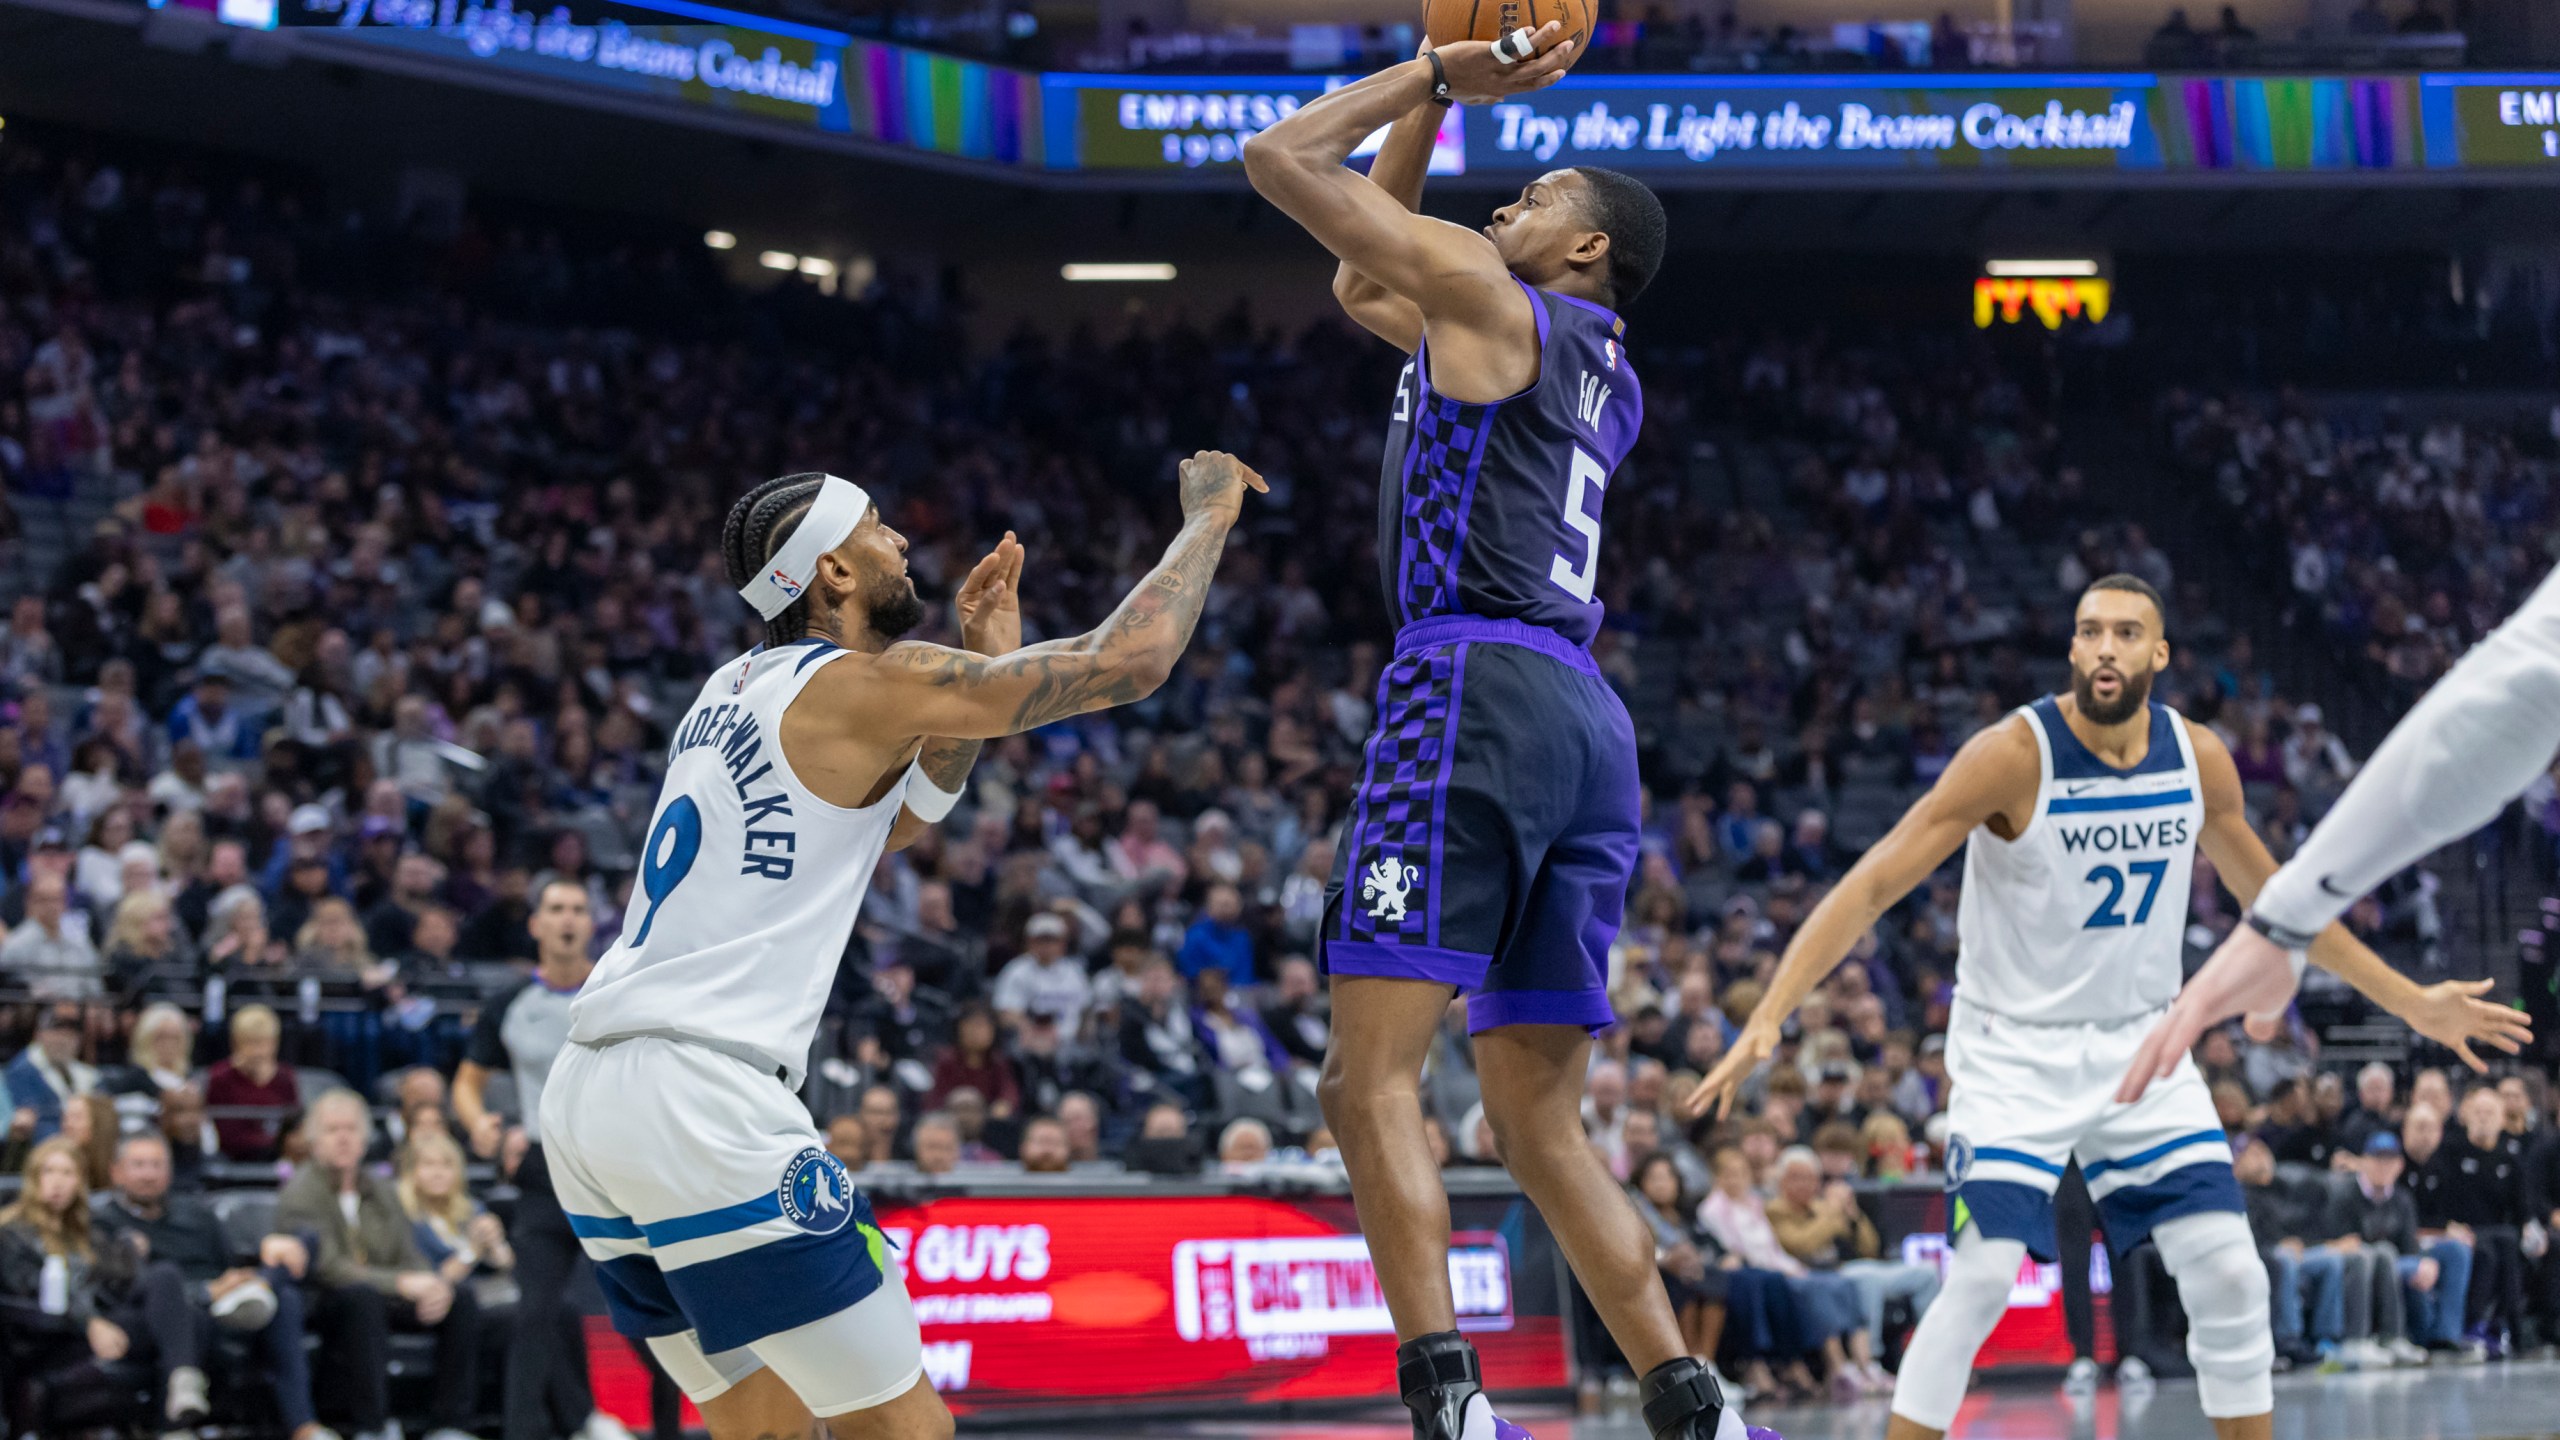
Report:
1956,697,2202,1026
571,638,909,1083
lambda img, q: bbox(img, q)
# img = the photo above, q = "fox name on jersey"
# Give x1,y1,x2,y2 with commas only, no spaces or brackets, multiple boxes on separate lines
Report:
1956,696,2203,1026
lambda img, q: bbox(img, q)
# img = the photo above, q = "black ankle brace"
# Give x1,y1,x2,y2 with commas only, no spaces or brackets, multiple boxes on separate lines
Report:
1639,1356,1727,1440
1396,1331,1485,1440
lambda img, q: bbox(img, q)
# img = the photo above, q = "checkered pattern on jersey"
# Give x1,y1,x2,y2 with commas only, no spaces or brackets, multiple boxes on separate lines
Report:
1341,643,1462,948
1396,396,1490,622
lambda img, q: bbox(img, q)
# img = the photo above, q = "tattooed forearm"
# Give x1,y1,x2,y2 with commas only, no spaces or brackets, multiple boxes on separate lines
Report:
915,734,984,794
1004,514,1225,729
869,513,1234,738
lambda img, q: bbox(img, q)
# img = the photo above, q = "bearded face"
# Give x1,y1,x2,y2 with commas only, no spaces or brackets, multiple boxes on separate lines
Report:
2067,587,2167,727
863,567,927,641
2070,649,2156,726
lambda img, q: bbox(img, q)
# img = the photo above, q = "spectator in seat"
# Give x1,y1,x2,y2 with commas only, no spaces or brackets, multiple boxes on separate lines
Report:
102,892,190,998
2238,1134,2341,1368
1216,1118,1272,1168
2524,1086,2560,1345
1018,1116,1072,1174
911,1112,961,1177
2433,1086,2529,1355
157,1088,212,1191
856,1084,904,1164
849,956,953,1067
2338,1063,2401,1158
1191,966,1286,1081
56,1093,116,1192
2399,1103,2481,1358
991,913,1091,1037
1057,1092,1105,1165
1009,1006,1114,1119
1258,955,1331,1075
0,1137,215,1433
824,1114,871,1170
927,1004,1020,1119
204,1004,298,1162
1697,1143,1885,1401
99,1002,196,1118
1119,957,1209,1111
1766,1146,1937,1378
398,1131,516,1291
2336,1130,2472,1358
5,1004,95,1144
277,1090,481,1440
92,1132,333,1440
1176,882,1254,981
2276,1130,2424,1367
1,872,102,1001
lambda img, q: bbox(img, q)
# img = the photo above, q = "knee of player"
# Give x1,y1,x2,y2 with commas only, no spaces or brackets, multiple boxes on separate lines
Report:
1313,1062,1413,1124
1940,1241,2027,1308
1478,1103,1587,1170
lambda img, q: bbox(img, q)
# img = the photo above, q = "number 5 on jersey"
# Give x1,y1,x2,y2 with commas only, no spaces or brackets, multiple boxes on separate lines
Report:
1550,447,1606,604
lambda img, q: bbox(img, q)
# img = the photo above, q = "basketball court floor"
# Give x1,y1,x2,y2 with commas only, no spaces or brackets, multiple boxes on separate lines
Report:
1037,1362,2560,1439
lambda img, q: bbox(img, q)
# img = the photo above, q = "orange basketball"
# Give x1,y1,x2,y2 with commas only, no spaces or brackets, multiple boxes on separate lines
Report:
1421,0,1593,73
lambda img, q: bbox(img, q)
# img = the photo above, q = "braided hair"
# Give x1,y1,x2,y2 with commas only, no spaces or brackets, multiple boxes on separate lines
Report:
721,472,830,649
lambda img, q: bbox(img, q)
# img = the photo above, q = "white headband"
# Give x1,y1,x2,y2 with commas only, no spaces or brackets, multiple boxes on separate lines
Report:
737,475,872,620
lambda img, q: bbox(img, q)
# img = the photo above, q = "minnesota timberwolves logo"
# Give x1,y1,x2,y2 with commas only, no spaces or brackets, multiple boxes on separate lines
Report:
1943,1135,1974,1192
778,1148,855,1235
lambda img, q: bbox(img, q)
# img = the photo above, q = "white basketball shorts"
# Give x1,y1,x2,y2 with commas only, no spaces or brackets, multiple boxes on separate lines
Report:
1940,996,2243,1260
540,1034,923,1414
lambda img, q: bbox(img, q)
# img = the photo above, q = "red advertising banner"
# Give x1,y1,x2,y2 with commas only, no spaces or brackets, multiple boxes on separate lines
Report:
867,1193,1567,1414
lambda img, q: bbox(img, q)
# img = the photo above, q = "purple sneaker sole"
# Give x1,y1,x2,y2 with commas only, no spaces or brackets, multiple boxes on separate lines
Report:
1492,1419,1534,1440
1746,1429,1787,1440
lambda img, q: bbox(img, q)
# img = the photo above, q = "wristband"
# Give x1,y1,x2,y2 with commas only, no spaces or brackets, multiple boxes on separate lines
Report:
902,758,964,822
2243,908,2319,975
1424,51,1453,107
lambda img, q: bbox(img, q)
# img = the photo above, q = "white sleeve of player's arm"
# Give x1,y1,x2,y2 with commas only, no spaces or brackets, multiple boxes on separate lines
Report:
2253,561,2560,940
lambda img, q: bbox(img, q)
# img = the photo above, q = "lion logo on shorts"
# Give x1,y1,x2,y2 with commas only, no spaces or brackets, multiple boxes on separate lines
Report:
779,1147,857,1235
1361,859,1420,923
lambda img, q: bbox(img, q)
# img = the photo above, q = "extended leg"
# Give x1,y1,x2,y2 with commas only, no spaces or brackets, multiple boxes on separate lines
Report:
2154,1210,2273,1440
1475,1023,1683,1375
1318,976,1464,1342
1887,1230,2027,1440
1474,1023,1741,1440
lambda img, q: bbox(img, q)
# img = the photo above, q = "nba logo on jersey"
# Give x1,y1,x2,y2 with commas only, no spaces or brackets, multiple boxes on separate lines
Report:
779,1148,856,1234
1943,1135,1973,1191
1603,339,1617,371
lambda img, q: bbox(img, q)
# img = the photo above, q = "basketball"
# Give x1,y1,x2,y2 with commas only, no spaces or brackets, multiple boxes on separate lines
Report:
1420,0,1592,74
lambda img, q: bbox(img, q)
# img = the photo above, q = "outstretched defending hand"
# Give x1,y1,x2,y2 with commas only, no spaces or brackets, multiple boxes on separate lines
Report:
1682,1018,1778,1121
1177,450,1267,528
1434,22,1577,105
2117,923,2532,1104
955,531,1024,656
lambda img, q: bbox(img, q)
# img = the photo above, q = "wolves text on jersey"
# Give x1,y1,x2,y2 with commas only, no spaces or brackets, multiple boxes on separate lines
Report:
667,700,799,881
2053,815,2191,855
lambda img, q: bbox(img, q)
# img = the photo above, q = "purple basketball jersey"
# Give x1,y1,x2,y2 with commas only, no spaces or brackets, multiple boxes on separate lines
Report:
1375,279,1644,649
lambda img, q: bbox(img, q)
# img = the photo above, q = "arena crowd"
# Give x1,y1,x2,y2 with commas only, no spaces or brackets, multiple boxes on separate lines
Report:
0,120,2541,1433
